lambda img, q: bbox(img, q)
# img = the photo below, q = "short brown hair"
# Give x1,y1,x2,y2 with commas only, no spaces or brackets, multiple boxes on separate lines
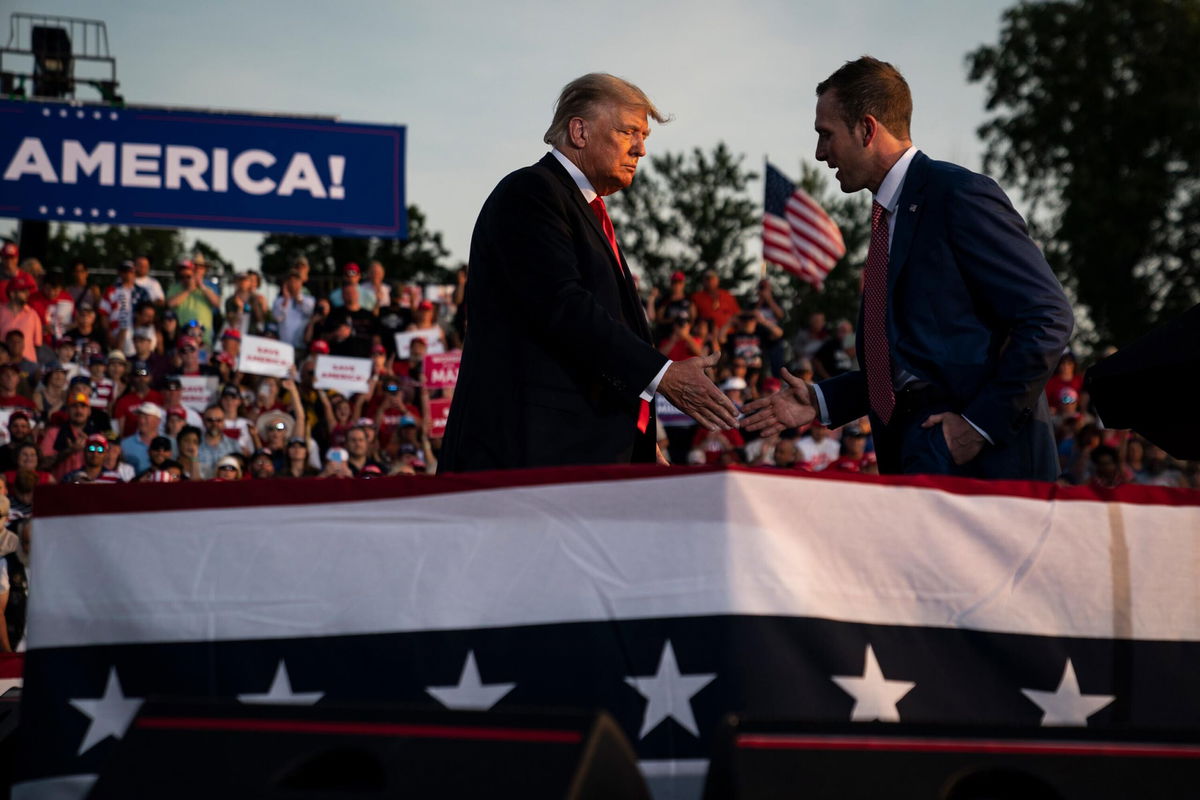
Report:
816,56,912,140
543,73,669,147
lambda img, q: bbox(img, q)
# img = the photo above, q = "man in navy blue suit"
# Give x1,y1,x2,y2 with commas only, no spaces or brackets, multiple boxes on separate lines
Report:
744,57,1072,480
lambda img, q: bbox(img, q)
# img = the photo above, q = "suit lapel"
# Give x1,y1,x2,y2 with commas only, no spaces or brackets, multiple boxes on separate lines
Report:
887,151,928,295
538,154,651,342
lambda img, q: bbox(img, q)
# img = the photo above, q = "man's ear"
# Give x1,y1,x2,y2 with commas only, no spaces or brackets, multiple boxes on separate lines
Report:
860,115,879,148
568,116,588,149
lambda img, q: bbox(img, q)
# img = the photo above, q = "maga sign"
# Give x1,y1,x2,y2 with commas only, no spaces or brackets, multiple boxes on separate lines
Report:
423,351,460,390
0,99,406,238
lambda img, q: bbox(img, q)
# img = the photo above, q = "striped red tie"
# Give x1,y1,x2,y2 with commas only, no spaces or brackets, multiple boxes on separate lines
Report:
863,201,896,424
589,196,649,434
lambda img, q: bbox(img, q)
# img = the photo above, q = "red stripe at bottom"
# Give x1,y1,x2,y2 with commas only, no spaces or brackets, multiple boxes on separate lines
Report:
137,716,583,744
736,734,1200,760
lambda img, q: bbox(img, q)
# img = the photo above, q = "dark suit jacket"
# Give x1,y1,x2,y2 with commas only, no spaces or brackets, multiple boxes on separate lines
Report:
819,152,1073,480
439,153,667,472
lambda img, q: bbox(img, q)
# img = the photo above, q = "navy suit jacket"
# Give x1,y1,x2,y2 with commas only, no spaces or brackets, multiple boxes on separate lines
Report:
439,153,666,472
819,152,1073,480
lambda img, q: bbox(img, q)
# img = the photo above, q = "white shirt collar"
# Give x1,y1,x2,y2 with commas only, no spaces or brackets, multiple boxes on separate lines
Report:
873,146,919,214
550,147,598,203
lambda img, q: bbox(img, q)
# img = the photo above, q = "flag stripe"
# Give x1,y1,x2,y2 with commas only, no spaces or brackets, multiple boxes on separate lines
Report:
736,734,1200,759
762,162,847,286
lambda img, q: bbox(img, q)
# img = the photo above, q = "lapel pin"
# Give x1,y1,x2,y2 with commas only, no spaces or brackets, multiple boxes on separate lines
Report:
909,204,918,212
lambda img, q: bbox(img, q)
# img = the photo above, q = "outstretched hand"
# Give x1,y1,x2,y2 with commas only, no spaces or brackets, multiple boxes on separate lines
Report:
657,352,738,431
740,368,817,437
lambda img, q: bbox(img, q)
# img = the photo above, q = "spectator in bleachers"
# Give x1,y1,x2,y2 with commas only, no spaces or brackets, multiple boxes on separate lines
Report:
751,280,787,377
31,269,74,342
86,354,114,411
6,442,55,486
829,426,878,474
1088,444,1125,490
217,384,256,454
279,437,319,479
160,376,203,431
224,272,268,337
175,425,202,480
813,318,857,380
102,435,134,482
0,272,43,362
363,260,390,312
0,412,35,472
690,270,740,343
649,271,696,342
1135,443,1186,488
797,423,840,472
657,312,704,362
52,337,82,382
273,268,316,352
1044,352,1082,414
408,301,446,350
345,425,385,477
63,434,123,484
377,286,415,357
248,449,276,480
324,286,376,359
0,364,34,416
790,311,829,367
133,255,165,305
772,437,800,469
214,454,243,481
40,391,100,480
120,402,164,475
106,351,128,407
112,360,162,436
197,405,238,480
158,308,180,355
145,436,175,474
99,261,148,355
329,262,365,309
167,260,218,348
34,361,69,421
130,328,168,383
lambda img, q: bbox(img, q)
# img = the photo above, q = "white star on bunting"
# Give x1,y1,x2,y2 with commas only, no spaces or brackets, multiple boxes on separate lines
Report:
831,644,915,722
68,667,143,755
1021,658,1115,726
426,650,516,710
625,640,716,739
238,660,324,705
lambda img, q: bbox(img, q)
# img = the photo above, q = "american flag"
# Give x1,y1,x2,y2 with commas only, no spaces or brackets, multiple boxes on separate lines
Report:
763,162,846,287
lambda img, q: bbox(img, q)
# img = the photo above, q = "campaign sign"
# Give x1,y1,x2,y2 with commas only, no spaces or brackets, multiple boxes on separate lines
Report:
178,376,218,412
423,350,461,390
313,355,372,396
393,328,444,359
0,98,406,238
237,335,293,378
428,397,452,438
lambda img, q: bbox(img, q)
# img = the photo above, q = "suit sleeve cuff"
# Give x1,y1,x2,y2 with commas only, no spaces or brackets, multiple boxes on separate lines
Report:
962,415,995,445
641,360,672,402
811,383,832,426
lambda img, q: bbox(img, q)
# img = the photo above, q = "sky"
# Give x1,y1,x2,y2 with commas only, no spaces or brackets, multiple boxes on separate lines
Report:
4,0,1016,272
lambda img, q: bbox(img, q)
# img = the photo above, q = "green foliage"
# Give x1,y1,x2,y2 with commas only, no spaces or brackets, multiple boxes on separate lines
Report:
257,205,452,288
608,142,760,291
967,0,1200,348
40,224,229,278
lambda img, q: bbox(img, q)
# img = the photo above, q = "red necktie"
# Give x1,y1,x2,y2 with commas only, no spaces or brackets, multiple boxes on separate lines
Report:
863,201,896,424
589,196,624,273
588,196,649,433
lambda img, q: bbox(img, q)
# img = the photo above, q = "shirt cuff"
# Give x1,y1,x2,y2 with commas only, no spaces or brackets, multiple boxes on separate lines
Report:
962,415,994,445
641,360,671,402
811,383,831,426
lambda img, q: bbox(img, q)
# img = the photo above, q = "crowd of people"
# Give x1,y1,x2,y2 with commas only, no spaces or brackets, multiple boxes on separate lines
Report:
0,239,1194,651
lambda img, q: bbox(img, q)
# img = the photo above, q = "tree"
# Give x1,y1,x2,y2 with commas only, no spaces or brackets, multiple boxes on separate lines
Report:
608,142,759,291
257,204,453,289
42,224,228,277
967,0,1200,349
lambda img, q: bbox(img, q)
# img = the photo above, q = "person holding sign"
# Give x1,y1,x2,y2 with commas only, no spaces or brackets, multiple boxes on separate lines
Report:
440,73,736,471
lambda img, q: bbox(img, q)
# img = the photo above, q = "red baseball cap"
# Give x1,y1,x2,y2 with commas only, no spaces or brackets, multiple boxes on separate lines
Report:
310,340,330,354
1,242,17,258
221,329,242,340
371,343,386,355
8,272,35,292
343,262,361,276
167,405,187,418
417,300,434,311
671,271,686,282
86,433,108,447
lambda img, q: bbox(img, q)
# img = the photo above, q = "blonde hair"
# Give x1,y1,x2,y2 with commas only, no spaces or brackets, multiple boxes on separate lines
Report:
543,73,669,148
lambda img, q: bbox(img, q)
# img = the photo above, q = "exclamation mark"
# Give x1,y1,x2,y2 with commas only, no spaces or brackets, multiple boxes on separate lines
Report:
328,155,346,199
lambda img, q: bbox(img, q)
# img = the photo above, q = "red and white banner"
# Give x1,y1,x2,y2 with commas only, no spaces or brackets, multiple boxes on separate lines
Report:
313,355,373,396
237,335,294,378
424,351,461,390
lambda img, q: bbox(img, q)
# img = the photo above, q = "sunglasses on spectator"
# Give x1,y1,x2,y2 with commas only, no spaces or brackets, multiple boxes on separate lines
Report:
181,347,197,354
204,416,223,423
86,445,106,453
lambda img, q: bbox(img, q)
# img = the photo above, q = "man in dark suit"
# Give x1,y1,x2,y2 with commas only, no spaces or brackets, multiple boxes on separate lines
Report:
744,57,1073,480
440,73,737,472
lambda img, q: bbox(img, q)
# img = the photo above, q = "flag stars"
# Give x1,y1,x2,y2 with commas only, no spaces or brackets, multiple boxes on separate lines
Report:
90,208,100,217
831,644,915,722
107,209,117,218
55,206,65,215
426,650,516,710
38,206,47,214
68,667,143,755
110,112,119,121
42,108,51,116
93,111,103,120
75,110,85,118
59,109,68,117
625,640,716,739
1021,659,1115,726
238,660,323,705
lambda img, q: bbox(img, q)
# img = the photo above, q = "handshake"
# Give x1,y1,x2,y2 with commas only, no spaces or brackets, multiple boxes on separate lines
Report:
658,355,815,434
